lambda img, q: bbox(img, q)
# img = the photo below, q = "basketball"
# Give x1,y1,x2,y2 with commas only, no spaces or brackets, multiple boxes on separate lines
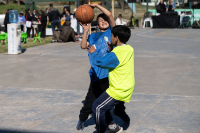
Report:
75,5,94,24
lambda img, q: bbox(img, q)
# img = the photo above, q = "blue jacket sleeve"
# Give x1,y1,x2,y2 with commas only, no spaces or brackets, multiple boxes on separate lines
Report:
91,52,119,69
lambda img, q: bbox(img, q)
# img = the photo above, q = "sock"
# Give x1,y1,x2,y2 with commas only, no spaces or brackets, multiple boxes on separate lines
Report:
109,124,117,130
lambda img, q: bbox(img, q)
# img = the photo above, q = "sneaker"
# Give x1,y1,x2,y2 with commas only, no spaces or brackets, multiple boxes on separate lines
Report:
76,120,84,131
113,110,130,123
51,40,57,43
105,125,123,133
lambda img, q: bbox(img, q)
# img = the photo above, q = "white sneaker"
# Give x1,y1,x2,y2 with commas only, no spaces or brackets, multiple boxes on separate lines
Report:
76,119,84,131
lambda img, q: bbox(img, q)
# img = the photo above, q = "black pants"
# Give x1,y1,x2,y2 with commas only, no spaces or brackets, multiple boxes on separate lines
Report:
39,21,47,38
79,77,126,122
21,25,24,32
26,26,34,37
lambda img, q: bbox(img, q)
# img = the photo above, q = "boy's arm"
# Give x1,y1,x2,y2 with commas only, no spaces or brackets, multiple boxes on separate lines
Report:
90,4,115,27
80,22,90,49
87,46,119,68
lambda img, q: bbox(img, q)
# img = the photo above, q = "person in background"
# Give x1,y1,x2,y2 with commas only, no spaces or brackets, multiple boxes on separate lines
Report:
4,9,10,33
60,7,67,18
166,0,176,12
39,9,47,38
115,14,127,25
157,0,166,14
25,9,33,38
32,9,39,36
51,21,76,43
32,9,38,21
46,8,49,13
48,3,61,35
18,11,26,31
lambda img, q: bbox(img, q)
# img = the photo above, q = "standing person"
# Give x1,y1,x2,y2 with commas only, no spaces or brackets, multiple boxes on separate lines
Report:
18,11,26,31
166,0,176,12
4,9,10,33
25,9,33,38
87,25,134,133
60,7,67,19
39,9,47,38
48,3,61,35
115,14,127,25
32,9,38,36
76,3,129,131
32,9,38,22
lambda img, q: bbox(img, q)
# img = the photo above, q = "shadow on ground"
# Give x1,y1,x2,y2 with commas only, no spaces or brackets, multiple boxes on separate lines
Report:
84,108,130,133
0,129,52,133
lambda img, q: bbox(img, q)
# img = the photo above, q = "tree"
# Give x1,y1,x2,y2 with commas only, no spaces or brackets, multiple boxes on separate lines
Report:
18,0,20,5
121,0,125,10
6,0,9,4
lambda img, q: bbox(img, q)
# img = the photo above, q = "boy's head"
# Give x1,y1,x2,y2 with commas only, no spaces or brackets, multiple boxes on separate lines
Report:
96,13,109,31
111,25,131,46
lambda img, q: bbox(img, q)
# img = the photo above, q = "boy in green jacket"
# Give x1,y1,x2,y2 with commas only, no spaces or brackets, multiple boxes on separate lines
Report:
87,25,135,133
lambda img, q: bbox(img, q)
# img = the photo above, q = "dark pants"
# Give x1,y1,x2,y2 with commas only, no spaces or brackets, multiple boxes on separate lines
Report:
26,26,34,37
39,21,47,38
92,91,122,133
79,77,126,122
21,25,24,32
51,20,61,35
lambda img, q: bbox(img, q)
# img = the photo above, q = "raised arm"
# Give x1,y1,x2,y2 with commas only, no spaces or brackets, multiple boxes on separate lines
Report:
79,22,90,49
90,4,115,27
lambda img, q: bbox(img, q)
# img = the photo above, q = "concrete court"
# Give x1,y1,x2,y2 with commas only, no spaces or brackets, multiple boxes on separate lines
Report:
0,28,200,133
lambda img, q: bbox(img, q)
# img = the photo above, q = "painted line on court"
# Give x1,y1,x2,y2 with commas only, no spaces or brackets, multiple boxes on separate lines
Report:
154,29,171,35
1,97,200,110
134,56,200,58
137,29,193,41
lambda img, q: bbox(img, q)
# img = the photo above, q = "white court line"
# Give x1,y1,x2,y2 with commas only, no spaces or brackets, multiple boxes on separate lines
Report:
134,56,200,58
136,29,193,41
1,98,200,110
3,87,200,98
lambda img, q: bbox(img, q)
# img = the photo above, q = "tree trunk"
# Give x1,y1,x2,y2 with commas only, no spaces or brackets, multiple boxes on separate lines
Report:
117,0,121,8
18,0,20,5
6,0,9,4
121,0,125,10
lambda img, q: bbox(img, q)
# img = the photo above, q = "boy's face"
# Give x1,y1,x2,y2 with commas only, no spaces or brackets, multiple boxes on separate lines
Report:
111,33,117,46
97,17,109,30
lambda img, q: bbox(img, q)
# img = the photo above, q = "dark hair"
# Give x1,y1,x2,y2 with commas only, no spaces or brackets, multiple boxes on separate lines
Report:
63,21,71,26
111,25,131,44
49,3,53,7
118,14,122,17
96,13,109,25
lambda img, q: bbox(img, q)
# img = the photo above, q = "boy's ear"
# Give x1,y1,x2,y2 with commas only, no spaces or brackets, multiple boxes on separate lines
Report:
115,36,119,41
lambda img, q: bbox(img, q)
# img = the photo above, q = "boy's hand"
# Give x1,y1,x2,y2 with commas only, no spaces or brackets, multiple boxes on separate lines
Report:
87,46,96,53
79,22,91,31
107,42,113,51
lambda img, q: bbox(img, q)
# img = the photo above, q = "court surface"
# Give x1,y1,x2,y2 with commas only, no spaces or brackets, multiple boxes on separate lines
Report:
0,28,200,133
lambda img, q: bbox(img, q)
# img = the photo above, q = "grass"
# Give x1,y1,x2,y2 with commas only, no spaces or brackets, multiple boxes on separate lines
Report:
0,36,51,53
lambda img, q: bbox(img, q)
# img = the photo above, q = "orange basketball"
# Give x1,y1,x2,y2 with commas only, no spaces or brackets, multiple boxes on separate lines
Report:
75,5,94,24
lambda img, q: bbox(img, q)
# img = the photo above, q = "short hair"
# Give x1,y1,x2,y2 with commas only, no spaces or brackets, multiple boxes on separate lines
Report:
49,3,53,7
111,25,131,44
64,21,71,26
118,14,122,17
96,13,109,25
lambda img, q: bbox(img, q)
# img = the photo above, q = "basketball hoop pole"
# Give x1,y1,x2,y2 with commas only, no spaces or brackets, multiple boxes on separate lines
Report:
112,0,114,17
88,0,91,34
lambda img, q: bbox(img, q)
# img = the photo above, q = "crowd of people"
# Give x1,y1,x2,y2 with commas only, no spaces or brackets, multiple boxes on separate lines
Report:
157,0,176,14
3,3,78,43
